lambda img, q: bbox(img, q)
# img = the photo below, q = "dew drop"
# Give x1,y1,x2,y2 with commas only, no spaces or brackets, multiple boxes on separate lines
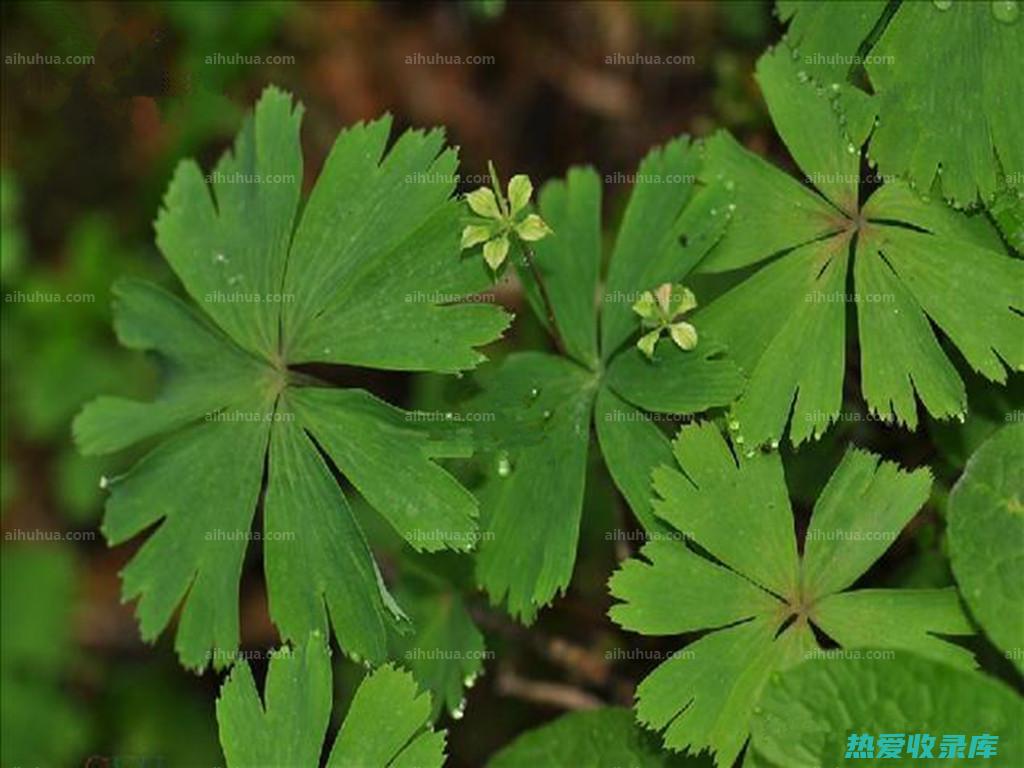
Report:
745,449,756,459
830,82,841,94
728,419,740,432
933,0,953,9
444,412,454,421
528,386,541,400
735,435,745,445
796,70,809,83
213,252,228,264
455,371,464,380
497,452,513,478
99,475,109,490
769,439,779,450
463,673,479,689
992,0,1019,23
451,701,466,720
956,411,967,424
542,409,553,421
790,47,800,60
710,208,718,216
846,143,858,155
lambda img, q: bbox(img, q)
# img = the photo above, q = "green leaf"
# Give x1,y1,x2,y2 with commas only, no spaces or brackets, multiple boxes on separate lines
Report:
389,565,487,719
264,411,406,665
812,589,975,669
216,634,446,768
609,423,974,766
603,139,734,354
291,388,479,553
777,0,1024,206
695,131,841,274
524,167,602,368
473,352,597,621
755,45,859,215
801,449,932,598
866,0,1024,206
698,51,1021,447
593,387,675,535
154,85,303,359
74,88,508,669
488,708,711,767
948,424,1024,674
776,0,889,88
989,187,1024,254
748,653,1024,768
606,337,746,416
102,413,272,670
471,138,745,620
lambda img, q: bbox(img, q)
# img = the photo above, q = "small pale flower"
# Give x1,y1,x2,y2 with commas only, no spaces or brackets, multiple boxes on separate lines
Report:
460,162,552,271
632,282,700,359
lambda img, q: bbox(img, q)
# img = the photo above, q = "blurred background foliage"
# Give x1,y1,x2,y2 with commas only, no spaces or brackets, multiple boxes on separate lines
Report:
1,2,1020,767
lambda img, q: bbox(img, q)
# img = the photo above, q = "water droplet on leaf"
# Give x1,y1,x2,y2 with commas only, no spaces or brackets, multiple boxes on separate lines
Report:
497,452,513,477
992,0,1019,23
933,0,953,9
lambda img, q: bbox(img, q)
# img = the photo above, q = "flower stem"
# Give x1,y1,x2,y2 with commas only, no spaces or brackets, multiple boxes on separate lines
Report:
520,243,567,356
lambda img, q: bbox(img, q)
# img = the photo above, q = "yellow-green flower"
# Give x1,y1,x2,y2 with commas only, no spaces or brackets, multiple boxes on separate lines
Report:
632,282,699,359
461,162,553,271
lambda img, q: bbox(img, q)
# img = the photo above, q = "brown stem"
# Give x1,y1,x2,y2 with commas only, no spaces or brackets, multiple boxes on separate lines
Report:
496,669,605,711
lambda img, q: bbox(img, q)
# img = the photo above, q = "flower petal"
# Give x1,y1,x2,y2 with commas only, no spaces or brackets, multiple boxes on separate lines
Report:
637,328,662,359
515,214,552,242
483,236,510,270
670,321,698,351
460,224,494,250
466,187,502,219
508,174,533,216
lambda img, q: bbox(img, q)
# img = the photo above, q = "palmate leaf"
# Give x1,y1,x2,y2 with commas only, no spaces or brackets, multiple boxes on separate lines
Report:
609,422,974,767
778,0,1024,207
217,634,446,768
73,87,509,670
696,47,1024,448
747,653,1024,768
470,141,745,621
948,424,1024,675
488,708,710,768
